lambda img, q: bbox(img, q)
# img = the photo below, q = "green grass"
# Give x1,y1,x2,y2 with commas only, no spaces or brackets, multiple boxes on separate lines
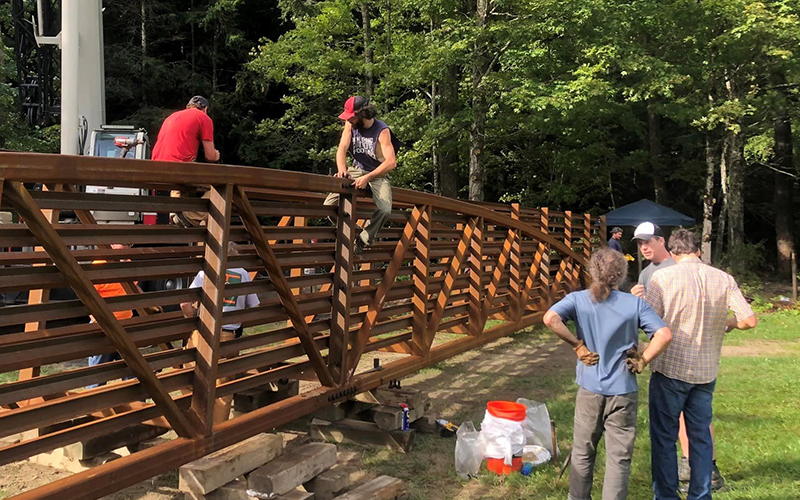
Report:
359,311,800,500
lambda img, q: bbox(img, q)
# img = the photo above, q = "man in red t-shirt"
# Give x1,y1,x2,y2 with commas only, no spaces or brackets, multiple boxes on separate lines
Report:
152,95,220,163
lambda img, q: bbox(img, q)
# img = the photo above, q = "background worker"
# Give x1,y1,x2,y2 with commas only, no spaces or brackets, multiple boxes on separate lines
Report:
152,95,219,163
87,243,160,388
323,96,399,254
630,222,674,298
180,243,260,424
608,227,624,253
153,95,220,227
642,230,756,500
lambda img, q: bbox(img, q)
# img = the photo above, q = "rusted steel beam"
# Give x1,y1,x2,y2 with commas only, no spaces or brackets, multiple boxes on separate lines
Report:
190,185,233,433
0,245,202,266
330,194,357,384
481,227,515,329
0,348,195,406
232,186,335,387
425,217,477,347
345,206,424,380
411,206,432,355
17,183,62,403
467,218,484,336
17,189,209,213
3,181,196,438
0,152,354,194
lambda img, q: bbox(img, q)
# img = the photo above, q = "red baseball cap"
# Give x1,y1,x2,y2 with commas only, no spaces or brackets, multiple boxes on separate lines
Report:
338,96,369,120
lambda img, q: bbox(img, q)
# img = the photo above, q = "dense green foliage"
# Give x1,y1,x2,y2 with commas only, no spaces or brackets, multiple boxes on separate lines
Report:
1,0,798,271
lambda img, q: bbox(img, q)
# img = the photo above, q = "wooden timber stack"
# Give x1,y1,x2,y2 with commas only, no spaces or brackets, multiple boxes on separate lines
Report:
0,152,603,500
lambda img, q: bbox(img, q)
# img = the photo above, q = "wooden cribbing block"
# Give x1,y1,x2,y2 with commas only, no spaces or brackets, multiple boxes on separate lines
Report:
331,476,407,500
179,433,283,495
248,442,337,496
368,402,429,431
184,477,249,500
372,388,429,413
64,423,169,460
279,491,315,500
310,419,415,453
314,401,374,422
303,466,350,500
233,380,300,413
184,478,314,500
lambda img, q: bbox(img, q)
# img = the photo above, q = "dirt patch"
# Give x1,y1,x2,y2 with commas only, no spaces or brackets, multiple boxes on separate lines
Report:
721,340,795,357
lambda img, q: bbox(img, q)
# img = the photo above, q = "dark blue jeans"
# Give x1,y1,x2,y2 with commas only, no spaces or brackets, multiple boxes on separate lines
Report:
649,371,716,500
87,352,126,389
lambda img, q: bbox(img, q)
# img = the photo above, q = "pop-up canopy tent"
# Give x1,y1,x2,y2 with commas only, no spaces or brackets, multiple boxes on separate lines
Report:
605,199,696,228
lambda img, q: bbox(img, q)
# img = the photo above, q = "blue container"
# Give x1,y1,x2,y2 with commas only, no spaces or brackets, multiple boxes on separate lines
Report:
400,404,410,431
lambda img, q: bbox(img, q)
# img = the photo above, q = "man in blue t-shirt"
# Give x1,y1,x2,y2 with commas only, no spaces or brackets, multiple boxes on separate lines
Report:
323,96,399,255
543,248,672,500
608,227,624,253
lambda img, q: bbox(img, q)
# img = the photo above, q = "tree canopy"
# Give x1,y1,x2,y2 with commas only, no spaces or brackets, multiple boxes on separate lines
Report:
1,0,798,275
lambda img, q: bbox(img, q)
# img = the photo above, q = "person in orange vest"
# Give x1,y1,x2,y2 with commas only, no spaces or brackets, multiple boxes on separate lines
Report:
87,244,159,388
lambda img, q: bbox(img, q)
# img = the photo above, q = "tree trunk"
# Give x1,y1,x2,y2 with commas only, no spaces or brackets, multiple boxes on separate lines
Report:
385,0,391,57
714,133,730,263
774,89,795,277
212,24,219,91
468,0,488,202
726,79,745,249
141,0,147,63
702,133,717,263
361,3,373,96
727,127,745,248
647,99,668,204
190,0,196,74
141,0,147,104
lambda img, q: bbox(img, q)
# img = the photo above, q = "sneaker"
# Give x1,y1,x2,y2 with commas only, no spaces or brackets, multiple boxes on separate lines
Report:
678,456,691,483
711,462,726,491
353,239,365,256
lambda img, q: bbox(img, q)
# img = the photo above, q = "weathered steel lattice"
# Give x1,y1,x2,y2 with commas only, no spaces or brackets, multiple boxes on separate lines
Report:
0,152,605,499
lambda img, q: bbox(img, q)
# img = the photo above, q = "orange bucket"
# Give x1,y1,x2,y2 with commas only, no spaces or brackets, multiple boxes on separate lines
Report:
486,456,523,475
487,401,526,421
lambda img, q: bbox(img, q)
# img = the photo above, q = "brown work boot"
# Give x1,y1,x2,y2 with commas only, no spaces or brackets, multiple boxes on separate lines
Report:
678,455,691,483
711,461,726,491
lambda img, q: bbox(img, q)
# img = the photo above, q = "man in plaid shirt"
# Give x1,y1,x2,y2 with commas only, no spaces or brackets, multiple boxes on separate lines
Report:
643,229,757,500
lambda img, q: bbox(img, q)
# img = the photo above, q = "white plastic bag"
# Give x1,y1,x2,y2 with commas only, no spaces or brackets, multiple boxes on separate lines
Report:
516,398,559,457
480,411,525,466
455,421,484,479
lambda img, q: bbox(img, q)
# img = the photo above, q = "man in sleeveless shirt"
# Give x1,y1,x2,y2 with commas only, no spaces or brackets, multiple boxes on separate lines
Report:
324,96,398,254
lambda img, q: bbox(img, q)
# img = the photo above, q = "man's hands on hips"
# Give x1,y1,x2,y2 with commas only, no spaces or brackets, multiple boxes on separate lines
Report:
631,284,645,298
573,341,600,366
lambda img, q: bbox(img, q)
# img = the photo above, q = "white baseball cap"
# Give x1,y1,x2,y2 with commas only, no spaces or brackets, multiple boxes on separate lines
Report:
633,222,664,241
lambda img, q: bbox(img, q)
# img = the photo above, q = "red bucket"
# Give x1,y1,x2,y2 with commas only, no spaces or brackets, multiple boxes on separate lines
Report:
486,456,523,475
487,401,526,421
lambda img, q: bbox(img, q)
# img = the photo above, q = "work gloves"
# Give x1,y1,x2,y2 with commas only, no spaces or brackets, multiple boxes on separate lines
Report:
625,347,647,374
573,341,599,366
